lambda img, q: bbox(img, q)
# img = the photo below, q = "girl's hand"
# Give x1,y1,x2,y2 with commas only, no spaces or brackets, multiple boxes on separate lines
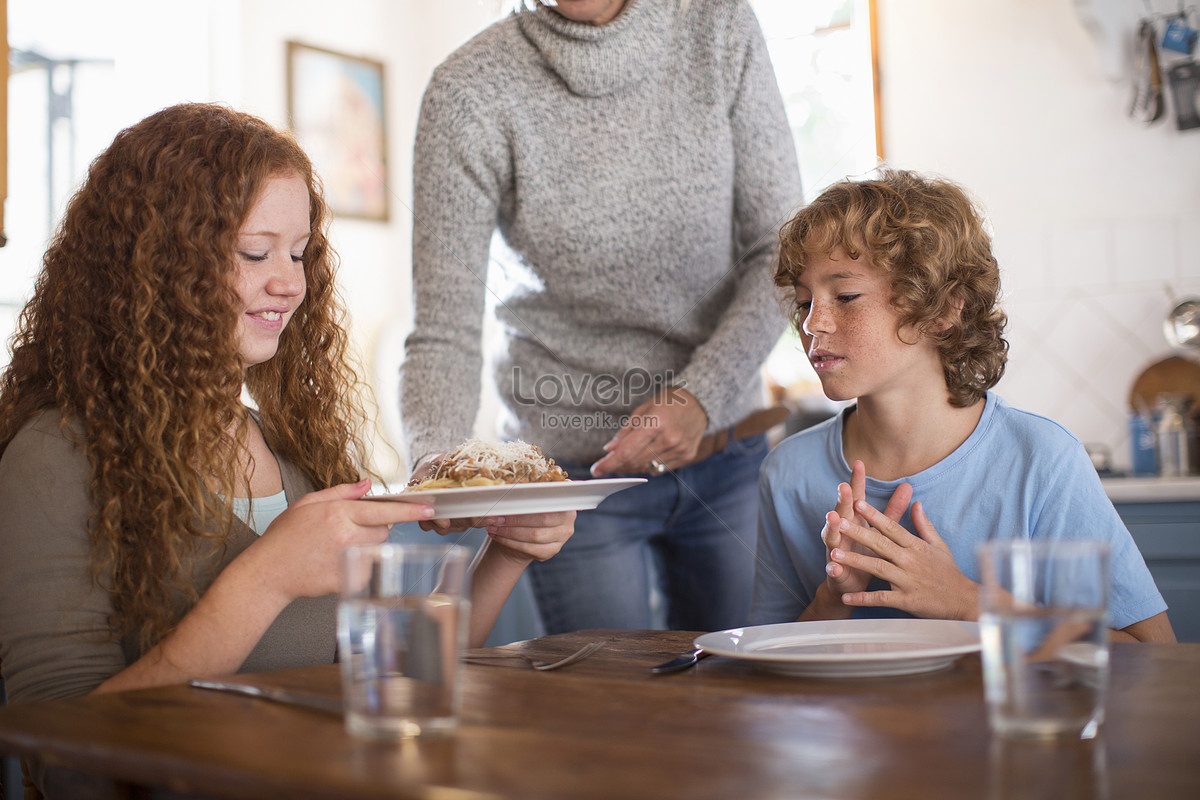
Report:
831,499,979,621
408,452,482,534
94,480,438,694
252,479,435,603
464,510,576,647
483,510,576,564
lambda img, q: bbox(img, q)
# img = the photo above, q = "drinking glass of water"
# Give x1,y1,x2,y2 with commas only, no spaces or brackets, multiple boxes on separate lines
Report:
977,539,1111,740
337,543,471,741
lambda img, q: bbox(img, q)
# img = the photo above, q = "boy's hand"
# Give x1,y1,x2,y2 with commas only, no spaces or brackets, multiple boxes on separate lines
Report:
830,498,979,621
813,461,911,618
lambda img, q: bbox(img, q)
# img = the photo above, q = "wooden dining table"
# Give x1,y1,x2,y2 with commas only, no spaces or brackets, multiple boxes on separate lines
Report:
0,629,1197,800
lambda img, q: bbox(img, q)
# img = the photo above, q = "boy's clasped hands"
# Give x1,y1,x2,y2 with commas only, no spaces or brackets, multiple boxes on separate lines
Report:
817,460,980,622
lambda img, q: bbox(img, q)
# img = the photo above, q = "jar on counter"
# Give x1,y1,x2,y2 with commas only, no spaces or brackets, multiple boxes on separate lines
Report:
1129,410,1158,476
1154,393,1197,477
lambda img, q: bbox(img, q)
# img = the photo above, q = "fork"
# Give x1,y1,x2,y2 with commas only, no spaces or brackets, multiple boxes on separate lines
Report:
464,640,607,671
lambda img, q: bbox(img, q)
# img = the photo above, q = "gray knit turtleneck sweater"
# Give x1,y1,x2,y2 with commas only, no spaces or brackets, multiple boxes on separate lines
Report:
401,0,802,465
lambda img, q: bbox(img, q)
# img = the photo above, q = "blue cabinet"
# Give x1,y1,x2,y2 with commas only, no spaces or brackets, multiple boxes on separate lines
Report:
1114,501,1200,643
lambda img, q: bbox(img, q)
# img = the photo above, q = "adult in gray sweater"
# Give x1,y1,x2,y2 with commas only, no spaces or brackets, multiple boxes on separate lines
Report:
401,0,802,633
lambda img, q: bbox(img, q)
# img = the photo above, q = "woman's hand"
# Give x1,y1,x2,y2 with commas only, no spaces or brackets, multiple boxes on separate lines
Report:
590,386,708,476
830,498,979,621
252,479,435,604
409,452,500,534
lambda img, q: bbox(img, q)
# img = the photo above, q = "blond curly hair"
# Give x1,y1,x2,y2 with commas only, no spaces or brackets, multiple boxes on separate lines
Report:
0,103,371,653
774,169,1008,407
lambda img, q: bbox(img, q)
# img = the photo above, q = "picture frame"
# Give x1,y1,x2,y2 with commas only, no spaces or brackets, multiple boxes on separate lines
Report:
286,41,389,222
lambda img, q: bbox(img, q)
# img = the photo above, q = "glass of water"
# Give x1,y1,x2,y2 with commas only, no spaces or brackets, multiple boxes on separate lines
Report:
337,543,471,741
977,539,1111,740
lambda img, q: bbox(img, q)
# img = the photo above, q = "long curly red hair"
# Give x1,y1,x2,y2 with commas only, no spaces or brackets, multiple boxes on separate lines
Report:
0,103,371,653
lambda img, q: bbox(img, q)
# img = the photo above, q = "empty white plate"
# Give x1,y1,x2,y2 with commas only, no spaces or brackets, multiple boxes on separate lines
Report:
695,618,981,678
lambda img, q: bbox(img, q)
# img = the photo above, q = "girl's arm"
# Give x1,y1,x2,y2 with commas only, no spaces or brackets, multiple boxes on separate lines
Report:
465,511,575,648
94,482,435,694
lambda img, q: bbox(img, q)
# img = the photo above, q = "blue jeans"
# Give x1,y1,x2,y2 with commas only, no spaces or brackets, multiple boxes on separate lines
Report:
527,434,768,634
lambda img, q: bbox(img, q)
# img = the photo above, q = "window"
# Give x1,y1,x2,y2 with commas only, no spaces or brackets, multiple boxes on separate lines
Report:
0,1,236,370
753,0,882,413
755,0,882,198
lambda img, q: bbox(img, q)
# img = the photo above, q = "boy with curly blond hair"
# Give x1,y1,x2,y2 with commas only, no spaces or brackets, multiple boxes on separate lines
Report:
750,169,1173,642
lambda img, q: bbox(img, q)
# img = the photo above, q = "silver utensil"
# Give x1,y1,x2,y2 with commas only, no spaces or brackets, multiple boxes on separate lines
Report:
464,640,607,671
1165,297,1200,350
649,647,710,675
188,679,343,715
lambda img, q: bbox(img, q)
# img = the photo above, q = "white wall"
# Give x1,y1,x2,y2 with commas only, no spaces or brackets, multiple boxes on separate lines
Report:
8,0,1197,478
876,0,1200,470
235,1,502,479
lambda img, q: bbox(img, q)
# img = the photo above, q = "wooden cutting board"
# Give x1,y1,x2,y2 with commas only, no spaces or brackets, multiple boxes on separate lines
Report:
1128,356,1200,411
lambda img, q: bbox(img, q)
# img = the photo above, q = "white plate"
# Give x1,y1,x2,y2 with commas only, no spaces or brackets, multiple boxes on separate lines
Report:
367,478,646,519
695,619,981,678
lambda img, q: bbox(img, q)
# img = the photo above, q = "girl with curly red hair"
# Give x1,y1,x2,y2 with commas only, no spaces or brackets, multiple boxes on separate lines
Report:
0,104,574,733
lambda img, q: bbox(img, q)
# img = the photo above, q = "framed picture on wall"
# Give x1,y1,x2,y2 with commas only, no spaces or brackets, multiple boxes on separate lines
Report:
286,41,389,222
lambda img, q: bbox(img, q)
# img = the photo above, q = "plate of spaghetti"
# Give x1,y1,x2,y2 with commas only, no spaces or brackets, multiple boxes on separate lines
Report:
369,439,645,518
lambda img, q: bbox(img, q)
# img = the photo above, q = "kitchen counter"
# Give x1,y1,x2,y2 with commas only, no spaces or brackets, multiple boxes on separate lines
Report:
1101,476,1200,503
1100,483,1199,642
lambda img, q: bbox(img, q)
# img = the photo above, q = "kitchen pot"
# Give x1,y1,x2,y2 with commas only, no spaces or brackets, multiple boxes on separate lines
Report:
1165,298,1200,350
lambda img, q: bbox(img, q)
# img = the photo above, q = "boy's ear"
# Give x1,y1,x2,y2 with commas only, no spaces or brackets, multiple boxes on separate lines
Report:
930,295,965,333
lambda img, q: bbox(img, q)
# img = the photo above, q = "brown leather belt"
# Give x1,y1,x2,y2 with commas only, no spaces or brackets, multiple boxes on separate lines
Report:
572,405,790,473
689,404,790,464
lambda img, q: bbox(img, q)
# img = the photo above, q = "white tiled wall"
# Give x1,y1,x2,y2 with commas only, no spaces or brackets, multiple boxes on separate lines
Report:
996,221,1200,470
878,0,1200,473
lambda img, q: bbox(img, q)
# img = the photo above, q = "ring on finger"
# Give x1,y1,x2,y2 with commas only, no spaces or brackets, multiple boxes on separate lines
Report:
649,458,667,476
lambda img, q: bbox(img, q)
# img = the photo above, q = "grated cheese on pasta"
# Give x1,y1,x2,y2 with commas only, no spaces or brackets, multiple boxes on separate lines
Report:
405,439,568,490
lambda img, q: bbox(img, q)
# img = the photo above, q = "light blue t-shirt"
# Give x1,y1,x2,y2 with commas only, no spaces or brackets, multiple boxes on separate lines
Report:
750,392,1167,630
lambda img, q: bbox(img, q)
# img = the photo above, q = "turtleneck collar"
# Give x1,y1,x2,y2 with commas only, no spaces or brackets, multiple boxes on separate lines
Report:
516,0,675,97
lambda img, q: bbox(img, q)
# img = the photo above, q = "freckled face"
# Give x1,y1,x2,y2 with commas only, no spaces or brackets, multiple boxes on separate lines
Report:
794,248,942,403
233,171,310,368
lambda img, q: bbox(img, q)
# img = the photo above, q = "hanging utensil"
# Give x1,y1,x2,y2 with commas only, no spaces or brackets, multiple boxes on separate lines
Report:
1165,298,1200,350
1166,60,1200,130
1130,19,1166,124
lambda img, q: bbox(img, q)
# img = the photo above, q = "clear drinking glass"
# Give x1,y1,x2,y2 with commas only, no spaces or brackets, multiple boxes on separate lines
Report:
337,543,471,741
977,539,1111,740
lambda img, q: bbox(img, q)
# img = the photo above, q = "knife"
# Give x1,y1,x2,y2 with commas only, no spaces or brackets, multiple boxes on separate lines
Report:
649,647,710,675
188,679,343,715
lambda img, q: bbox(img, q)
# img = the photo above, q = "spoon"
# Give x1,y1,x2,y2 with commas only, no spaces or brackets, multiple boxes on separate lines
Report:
649,647,710,675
